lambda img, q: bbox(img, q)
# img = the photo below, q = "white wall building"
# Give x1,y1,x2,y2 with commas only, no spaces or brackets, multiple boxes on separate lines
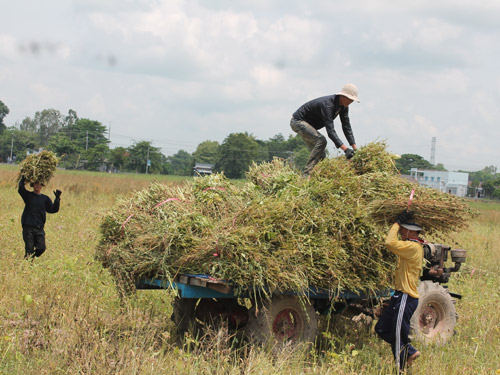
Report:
193,162,214,176
410,168,469,197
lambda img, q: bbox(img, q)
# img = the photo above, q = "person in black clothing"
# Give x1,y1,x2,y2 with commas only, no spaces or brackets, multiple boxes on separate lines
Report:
290,83,360,175
18,176,61,259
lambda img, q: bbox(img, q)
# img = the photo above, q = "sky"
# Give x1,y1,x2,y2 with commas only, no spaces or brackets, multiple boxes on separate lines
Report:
1,0,499,172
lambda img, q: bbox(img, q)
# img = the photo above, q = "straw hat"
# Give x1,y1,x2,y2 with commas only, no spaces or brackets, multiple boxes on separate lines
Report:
337,83,360,102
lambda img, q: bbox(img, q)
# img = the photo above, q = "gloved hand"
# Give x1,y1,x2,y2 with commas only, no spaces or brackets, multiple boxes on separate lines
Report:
344,148,355,160
396,210,414,225
54,189,62,199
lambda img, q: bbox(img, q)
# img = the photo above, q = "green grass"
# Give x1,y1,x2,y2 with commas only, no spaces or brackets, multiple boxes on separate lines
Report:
468,199,500,212
1,165,499,374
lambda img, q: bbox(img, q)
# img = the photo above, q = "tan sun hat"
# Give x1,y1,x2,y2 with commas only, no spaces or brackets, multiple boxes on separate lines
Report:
336,83,360,102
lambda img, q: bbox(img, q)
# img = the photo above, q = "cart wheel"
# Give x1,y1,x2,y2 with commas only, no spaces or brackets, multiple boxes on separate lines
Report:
245,296,318,346
410,281,457,345
171,297,197,336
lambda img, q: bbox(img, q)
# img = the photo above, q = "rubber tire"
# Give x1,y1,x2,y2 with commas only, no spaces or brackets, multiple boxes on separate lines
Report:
245,296,318,346
410,281,457,345
171,297,197,336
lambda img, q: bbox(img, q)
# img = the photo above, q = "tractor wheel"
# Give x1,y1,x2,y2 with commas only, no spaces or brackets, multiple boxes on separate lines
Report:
245,296,318,346
410,281,457,345
171,297,197,336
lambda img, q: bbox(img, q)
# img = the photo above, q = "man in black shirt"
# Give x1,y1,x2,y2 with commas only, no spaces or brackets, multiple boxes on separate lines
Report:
290,83,360,175
18,176,61,259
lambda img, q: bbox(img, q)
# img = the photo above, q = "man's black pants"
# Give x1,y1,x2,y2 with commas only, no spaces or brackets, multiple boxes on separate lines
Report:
22,226,46,258
375,291,419,371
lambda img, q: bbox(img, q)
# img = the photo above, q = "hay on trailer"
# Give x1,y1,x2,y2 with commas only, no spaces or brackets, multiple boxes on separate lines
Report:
350,140,400,175
17,150,59,185
95,141,474,299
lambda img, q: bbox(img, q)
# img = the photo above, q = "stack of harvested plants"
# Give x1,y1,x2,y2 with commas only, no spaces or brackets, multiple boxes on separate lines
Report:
95,141,474,299
17,150,59,185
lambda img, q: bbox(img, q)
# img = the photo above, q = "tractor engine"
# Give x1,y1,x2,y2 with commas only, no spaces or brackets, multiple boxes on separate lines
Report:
421,243,467,283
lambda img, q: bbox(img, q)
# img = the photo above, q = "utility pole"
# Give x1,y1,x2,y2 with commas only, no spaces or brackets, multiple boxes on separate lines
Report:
86,130,89,150
10,136,14,162
145,146,150,174
108,123,111,141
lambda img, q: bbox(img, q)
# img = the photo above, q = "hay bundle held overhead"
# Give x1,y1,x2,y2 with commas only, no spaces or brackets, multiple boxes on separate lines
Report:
367,190,473,235
17,150,59,185
95,141,474,298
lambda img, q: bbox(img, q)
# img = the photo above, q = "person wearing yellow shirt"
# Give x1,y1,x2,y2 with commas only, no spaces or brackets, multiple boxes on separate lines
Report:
375,210,423,372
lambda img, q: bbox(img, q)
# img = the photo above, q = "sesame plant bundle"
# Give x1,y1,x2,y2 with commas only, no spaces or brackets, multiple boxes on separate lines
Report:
246,158,299,195
350,140,399,175
17,150,59,185
95,141,474,299
367,189,474,236
172,188,394,297
96,176,246,297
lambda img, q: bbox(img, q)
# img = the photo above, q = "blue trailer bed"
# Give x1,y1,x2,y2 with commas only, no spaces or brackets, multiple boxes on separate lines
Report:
137,274,391,300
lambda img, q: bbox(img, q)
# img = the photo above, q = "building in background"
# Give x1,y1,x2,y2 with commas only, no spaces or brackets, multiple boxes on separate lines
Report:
410,168,469,197
193,162,214,176
468,181,485,198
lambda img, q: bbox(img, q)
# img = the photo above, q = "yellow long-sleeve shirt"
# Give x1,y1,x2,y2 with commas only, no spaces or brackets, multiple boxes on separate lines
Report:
384,223,423,298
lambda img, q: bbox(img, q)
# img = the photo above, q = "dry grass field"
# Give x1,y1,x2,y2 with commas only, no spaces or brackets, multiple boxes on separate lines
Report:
0,165,499,374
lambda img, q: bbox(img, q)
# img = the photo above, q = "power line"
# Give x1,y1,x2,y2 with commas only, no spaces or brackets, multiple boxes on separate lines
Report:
111,132,196,148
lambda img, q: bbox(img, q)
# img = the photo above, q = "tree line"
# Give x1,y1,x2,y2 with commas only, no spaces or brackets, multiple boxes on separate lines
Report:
0,102,311,177
1,100,499,197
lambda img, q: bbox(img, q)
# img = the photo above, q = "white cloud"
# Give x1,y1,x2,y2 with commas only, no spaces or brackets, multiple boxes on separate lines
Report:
250,65,285,87
412,18,462,47
427,69,469,94
473,90,500,124
0,34,18,59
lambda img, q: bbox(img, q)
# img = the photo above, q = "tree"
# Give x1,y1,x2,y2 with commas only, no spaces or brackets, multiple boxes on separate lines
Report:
19,117,37,133
0,100,9,134
39,115,109,170
293,148,310,172
36,109,64,146
481,165,497,175
0,128,37,162
395,154,434,175
126,141,166,174
64,109,79,128
466,165,498,184
286,134,308,152
83,143,110,171
465,165,499,198
46,133,81,156
482,178,500,199
265,133,293,161
17,109,66,146
216,132,260,178
109,147,128,171
192,140,220,164
167,150,194,176
68,118,109,150
434,163,447,171
18,109,64,146
46,133,82,169
255,139,270,164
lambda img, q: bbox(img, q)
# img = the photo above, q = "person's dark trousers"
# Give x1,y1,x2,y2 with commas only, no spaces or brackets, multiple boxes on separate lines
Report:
375,291,419,372
22,226,46,259
290,118,327,175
